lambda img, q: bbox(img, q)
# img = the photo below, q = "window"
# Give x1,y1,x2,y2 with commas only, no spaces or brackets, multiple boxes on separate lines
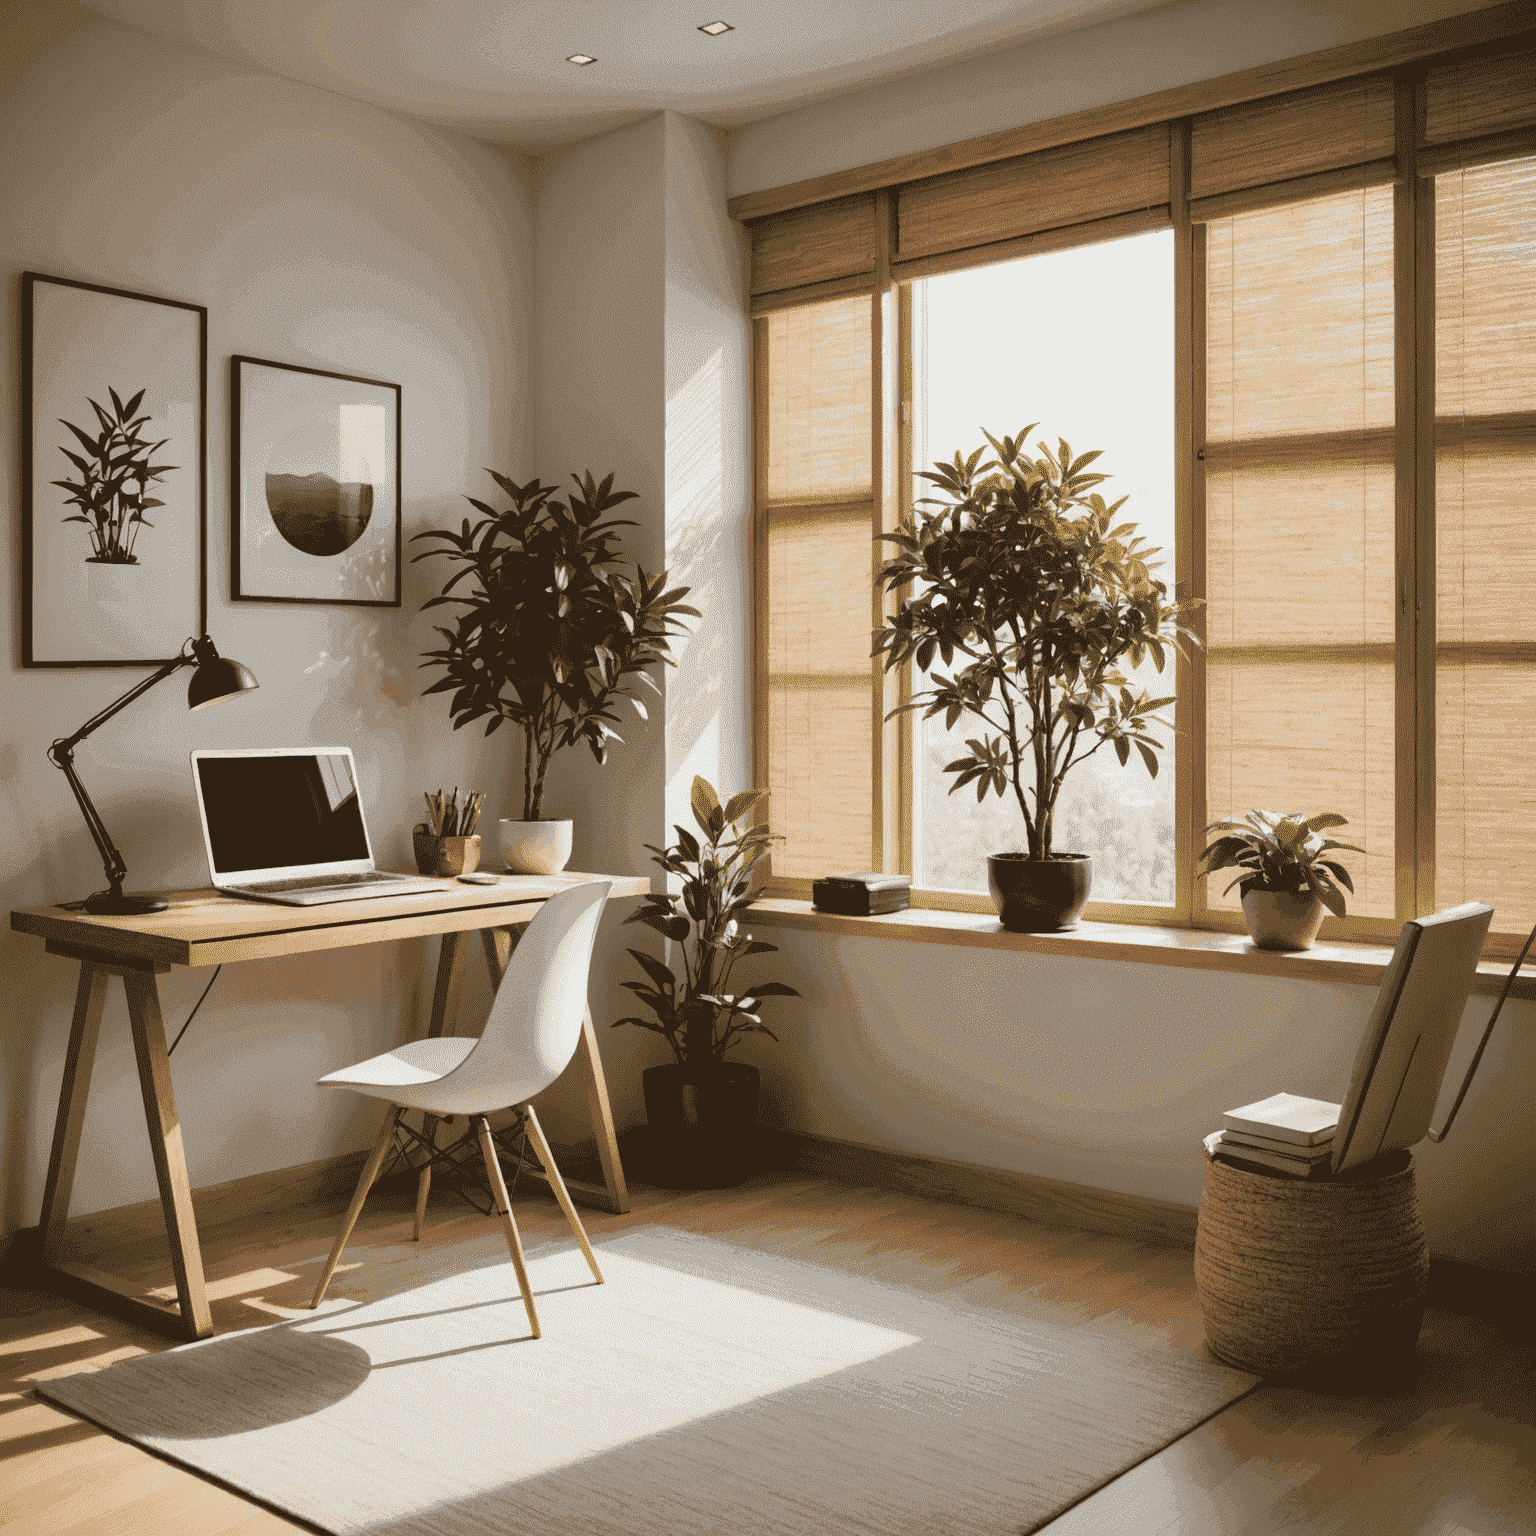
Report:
747,23,1536,956
910,232,1176,903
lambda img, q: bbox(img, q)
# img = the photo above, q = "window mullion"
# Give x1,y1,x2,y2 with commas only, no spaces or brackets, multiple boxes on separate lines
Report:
1173,116,1199,927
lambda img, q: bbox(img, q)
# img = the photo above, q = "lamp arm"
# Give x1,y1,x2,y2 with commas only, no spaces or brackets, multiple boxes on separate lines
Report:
52,648,192,758
47,645,195,901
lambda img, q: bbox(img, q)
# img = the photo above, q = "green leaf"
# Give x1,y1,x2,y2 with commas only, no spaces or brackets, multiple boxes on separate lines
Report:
627,947,678,992
690,775,721,835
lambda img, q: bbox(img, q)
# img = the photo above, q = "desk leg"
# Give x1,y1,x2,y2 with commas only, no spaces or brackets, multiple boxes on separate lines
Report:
124,971,212,1339
413,930,472,1231
576,1010,630,1214
428,930,470,1040
39,963,110,1264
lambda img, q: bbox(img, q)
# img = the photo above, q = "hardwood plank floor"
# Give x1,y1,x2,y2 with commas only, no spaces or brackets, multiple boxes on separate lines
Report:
2,1168,1531,1535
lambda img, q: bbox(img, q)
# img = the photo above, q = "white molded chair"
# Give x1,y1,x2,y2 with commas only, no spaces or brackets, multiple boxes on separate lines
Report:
308,880,613,1337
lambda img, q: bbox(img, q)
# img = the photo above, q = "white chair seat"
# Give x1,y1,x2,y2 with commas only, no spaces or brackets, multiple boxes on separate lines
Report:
318,1037,475,1096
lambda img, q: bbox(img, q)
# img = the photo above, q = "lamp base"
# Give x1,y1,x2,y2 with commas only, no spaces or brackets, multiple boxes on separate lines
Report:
81,890,169,915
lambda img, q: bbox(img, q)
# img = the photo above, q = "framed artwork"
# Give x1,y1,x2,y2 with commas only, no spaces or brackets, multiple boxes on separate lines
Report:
22,272,206,667
231,356,401,606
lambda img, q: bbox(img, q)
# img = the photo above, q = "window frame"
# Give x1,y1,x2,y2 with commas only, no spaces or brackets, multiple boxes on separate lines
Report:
747,21,1536,960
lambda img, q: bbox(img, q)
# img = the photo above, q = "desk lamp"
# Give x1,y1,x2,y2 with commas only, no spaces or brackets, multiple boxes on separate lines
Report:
49,634,259,915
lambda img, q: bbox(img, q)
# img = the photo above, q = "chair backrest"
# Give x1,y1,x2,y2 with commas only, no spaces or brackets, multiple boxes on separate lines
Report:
1332,902,1493,1173
434,880,611,1112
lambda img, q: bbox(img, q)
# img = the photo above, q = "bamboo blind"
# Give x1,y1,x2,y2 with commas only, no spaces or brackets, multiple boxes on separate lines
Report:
763,297,875,878
1204,186,1397,918
1424,38,1536,145
1190,73,1395,201
894,124,1170,278
1433,153,1536,936
749,192,877,314
764,297,872,504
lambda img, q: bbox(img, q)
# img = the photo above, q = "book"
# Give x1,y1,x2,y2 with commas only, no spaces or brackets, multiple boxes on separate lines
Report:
812,871,912,916
1204,1130,1335,1180
1222,1126,1334,1161
1221,1091,1341,1147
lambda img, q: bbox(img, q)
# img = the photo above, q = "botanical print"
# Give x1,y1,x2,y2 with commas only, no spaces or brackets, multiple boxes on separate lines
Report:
24,273,204,666
54,386,176,567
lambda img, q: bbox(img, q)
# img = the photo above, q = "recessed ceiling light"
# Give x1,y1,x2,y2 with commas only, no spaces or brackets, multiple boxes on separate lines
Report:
566,53,597,65
698,20,734,35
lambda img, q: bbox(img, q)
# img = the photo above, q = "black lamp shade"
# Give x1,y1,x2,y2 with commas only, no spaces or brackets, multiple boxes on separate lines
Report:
188,653,259,710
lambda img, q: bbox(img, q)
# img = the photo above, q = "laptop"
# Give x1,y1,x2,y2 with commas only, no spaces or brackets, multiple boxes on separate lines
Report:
191,746,450,906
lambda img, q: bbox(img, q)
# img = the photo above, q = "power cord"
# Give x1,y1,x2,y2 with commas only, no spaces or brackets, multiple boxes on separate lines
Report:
167,965,222,1057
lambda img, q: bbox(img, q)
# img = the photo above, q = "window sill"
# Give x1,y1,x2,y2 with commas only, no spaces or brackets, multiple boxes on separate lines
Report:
743,899,1536,1002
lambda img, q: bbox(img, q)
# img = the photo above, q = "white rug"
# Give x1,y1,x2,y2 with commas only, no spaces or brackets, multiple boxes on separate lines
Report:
38,1225,1255,1535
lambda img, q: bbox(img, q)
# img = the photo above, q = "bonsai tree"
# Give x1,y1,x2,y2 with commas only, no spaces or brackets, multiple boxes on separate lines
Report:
413,471,698,820
616,777,799,1065
53,386,176,565
874,426,1200,861
1198,810,1363,916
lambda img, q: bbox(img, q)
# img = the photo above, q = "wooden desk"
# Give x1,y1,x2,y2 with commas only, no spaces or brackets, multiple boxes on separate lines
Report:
10,871,648,1340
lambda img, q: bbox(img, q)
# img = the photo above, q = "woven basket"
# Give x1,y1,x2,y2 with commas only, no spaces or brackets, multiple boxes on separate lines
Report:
1194,1149,1429,1377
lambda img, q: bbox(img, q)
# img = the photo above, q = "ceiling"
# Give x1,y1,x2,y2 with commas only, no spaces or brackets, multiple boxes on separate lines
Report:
80,0,1172,152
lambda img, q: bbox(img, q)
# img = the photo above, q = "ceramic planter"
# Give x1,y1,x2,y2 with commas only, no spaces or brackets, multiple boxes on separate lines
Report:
1241,885,1326,950
641,1062,760,1189
498,818,573,875
987,852,1093,931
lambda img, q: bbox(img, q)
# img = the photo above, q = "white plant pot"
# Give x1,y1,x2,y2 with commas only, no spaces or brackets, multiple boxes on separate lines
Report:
498,818,573,875
1241,886,1327,951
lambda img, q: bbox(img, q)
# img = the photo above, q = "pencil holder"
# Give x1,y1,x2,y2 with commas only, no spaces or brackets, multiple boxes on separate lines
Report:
413,828,482,877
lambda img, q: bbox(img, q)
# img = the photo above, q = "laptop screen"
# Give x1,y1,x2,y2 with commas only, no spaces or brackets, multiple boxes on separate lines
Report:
196,751,370,874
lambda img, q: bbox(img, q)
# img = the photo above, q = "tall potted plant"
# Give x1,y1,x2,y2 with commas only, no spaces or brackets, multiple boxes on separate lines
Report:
874,427,1200,930
413,471,698,872
616,778,799,1189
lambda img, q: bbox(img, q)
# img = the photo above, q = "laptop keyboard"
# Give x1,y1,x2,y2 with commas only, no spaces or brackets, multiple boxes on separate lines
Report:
239,872,408,893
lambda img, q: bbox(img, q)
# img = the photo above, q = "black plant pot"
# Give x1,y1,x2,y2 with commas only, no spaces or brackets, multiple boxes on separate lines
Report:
987,852,1093,932
641,1062,761,1190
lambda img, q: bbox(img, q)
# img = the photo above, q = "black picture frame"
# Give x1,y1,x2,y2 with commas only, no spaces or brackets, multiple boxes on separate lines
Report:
22,271,207,667
231,356,402,607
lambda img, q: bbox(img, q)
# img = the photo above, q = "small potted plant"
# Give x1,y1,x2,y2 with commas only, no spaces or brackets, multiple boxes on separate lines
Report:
413,471,698,873
1197,810,1363,950
874,427,1200,930
615,777,799,1188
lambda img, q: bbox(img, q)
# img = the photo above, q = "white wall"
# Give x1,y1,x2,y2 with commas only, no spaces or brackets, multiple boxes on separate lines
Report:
727,0,1498,198
757,930,1536,1272
530,111,752,1139
1,0,532,1240
662,113,751,840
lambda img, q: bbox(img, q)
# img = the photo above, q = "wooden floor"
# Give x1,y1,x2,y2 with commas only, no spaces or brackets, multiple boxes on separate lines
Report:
3,1167,1533,1535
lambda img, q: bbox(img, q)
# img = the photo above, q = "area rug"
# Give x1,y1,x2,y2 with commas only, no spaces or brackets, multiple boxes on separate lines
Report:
37,1225,1255,1536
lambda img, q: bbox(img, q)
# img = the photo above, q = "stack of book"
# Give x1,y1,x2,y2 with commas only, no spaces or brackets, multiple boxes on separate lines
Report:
1204,1091,1342,1180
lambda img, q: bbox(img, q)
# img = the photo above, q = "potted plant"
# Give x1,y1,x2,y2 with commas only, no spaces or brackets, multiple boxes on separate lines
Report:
413,471,698,872
874,427,1200,930
1198,810,1363,950
615,777,799,1189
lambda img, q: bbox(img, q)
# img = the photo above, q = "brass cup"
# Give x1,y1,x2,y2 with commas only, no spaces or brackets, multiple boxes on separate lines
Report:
413,831,482,877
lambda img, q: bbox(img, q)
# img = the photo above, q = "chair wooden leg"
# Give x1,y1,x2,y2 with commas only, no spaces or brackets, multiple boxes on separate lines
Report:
475,1115,540,1339
520,1102,603,1284
310,1105,401,1309
414,1113,437,1241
